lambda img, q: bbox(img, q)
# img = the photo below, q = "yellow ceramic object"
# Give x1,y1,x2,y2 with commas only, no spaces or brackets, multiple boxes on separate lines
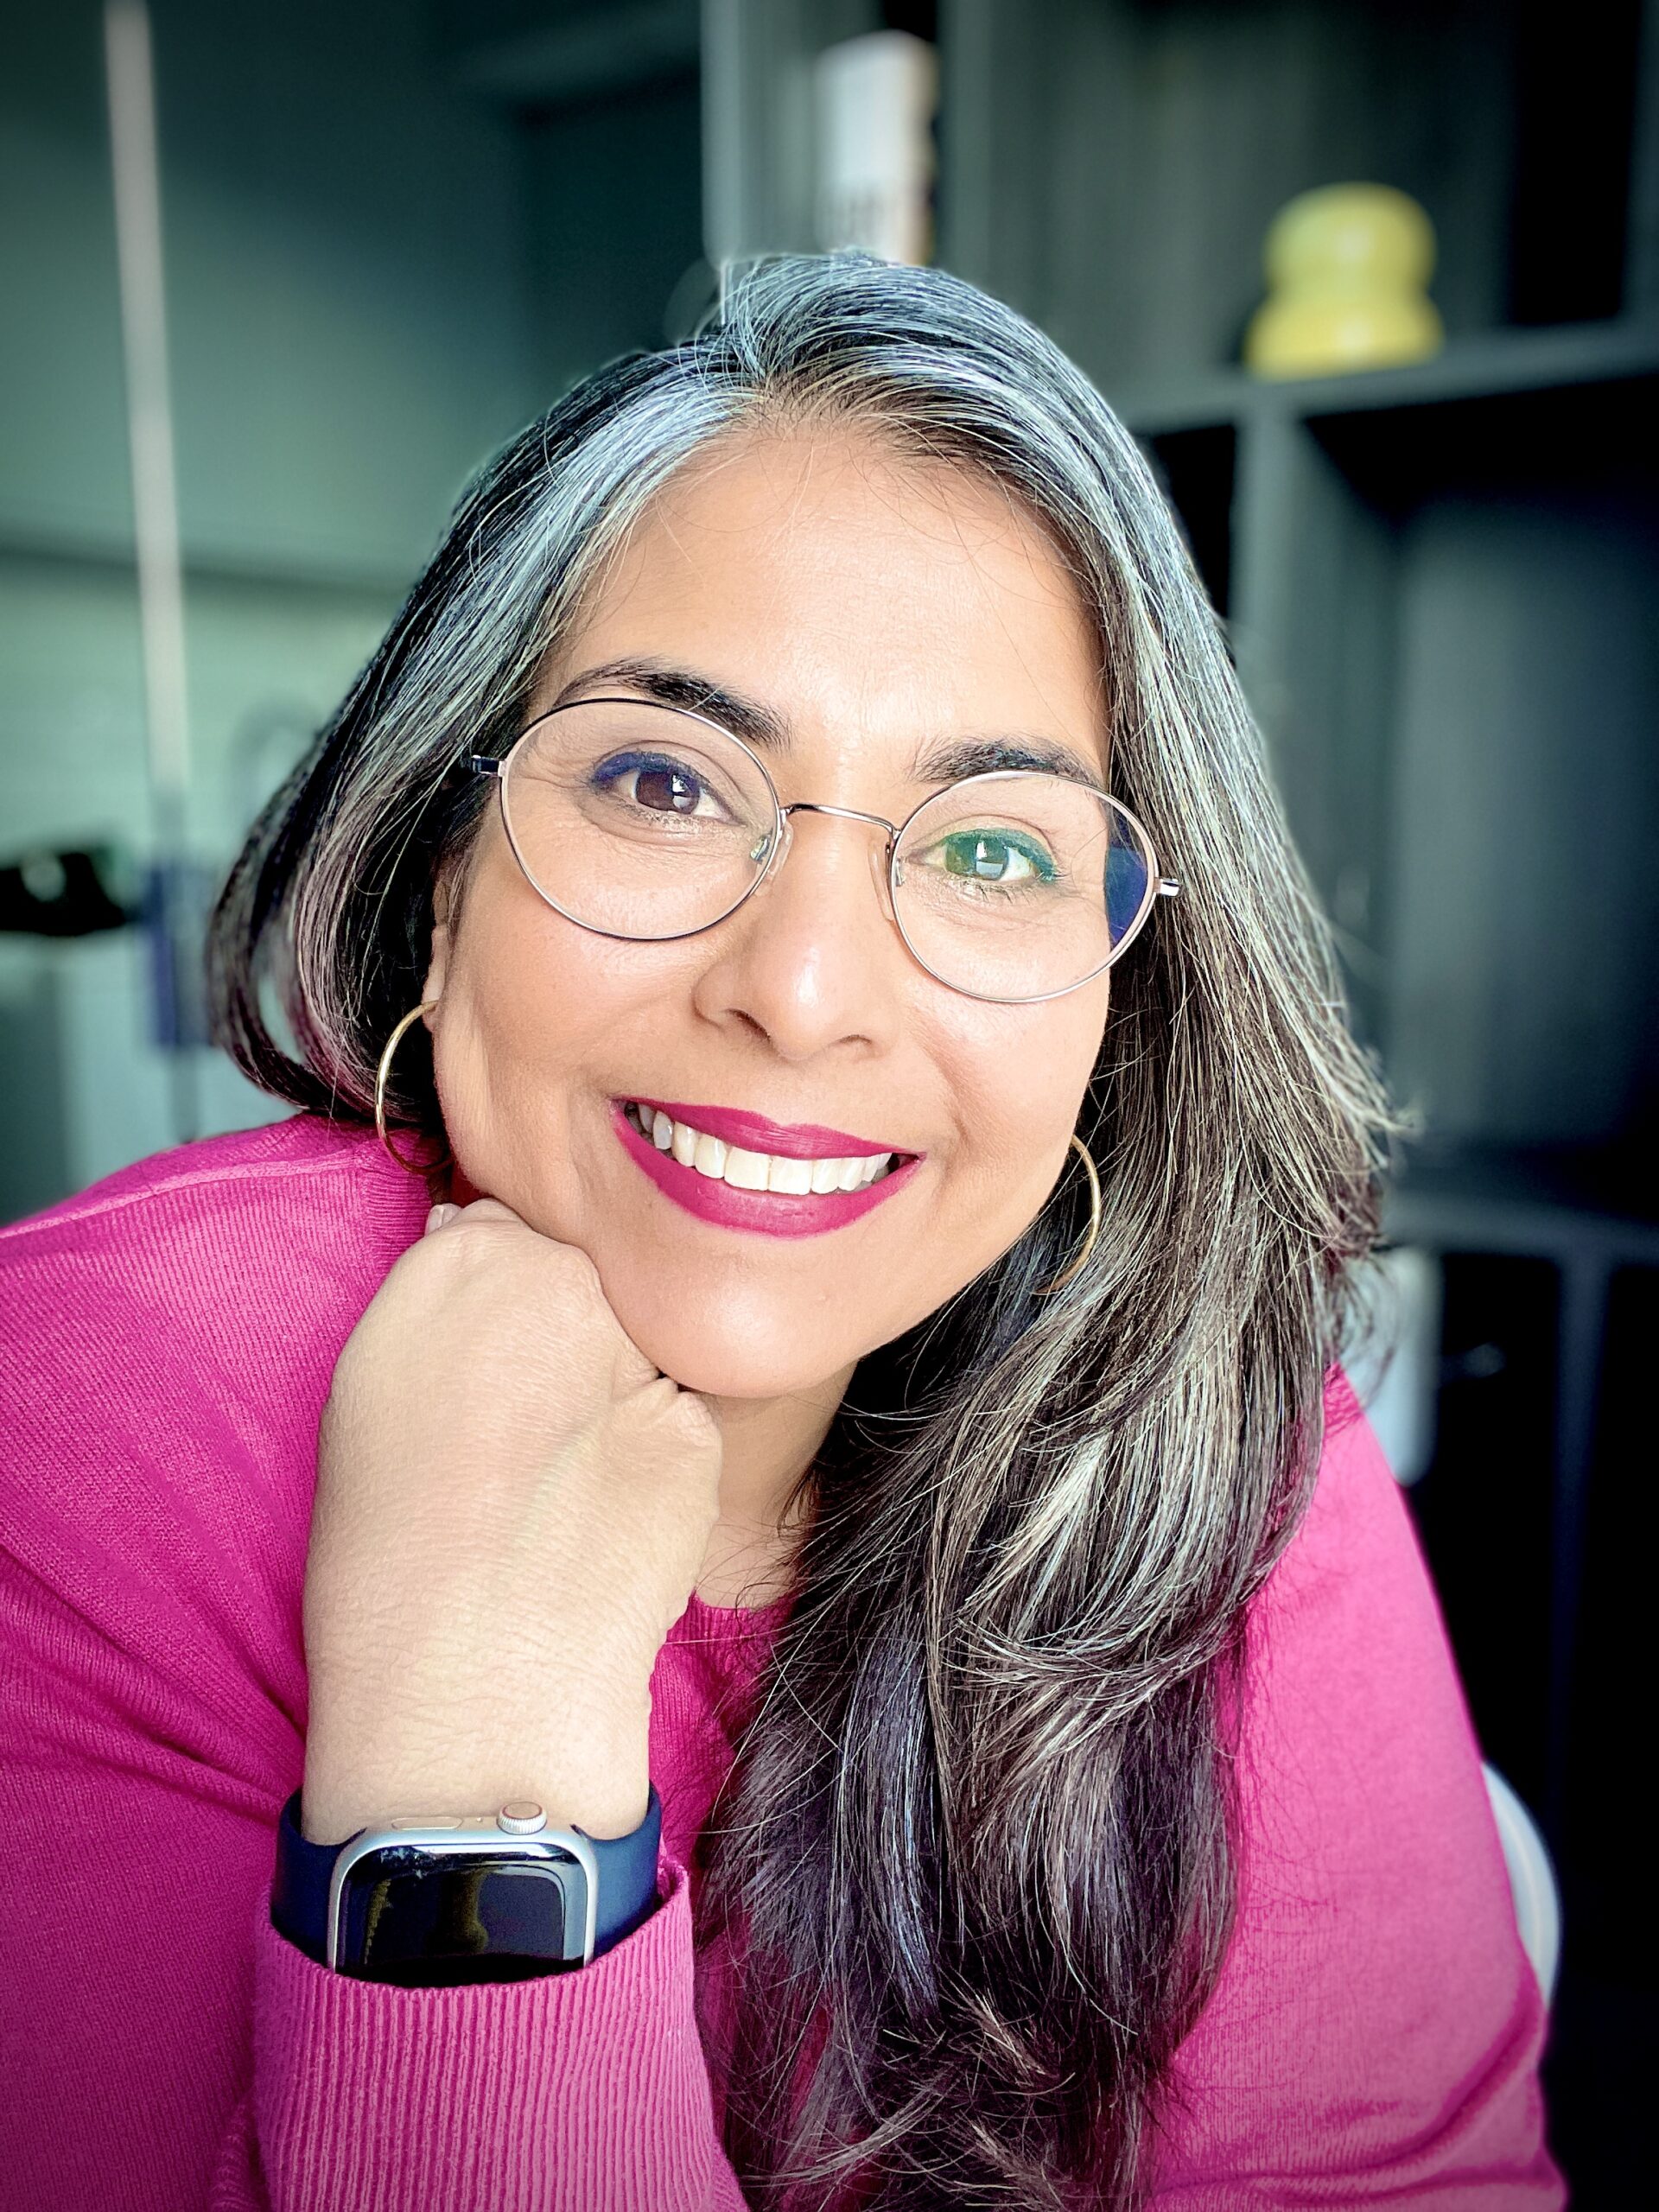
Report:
1245,183,1443,378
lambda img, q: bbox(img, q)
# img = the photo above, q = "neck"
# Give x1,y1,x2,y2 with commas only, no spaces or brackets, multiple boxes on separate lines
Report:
696,1367,853,1608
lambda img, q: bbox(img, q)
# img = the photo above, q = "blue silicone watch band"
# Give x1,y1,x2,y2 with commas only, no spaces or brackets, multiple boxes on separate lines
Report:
270,1785,663,1971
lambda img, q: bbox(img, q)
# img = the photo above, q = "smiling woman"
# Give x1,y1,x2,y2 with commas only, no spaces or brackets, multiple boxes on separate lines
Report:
404,429,1172,1412
0,256,1558,2211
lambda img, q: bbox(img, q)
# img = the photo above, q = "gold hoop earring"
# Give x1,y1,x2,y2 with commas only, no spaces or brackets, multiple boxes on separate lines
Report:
374,1001,452,1175
1033,1135,1102,1296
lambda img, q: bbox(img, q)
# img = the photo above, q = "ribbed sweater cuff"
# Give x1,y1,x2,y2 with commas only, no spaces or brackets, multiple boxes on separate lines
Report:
247,1858,733,2211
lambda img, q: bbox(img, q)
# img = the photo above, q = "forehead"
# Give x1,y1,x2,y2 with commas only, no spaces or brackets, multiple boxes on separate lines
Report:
537,425,1108,773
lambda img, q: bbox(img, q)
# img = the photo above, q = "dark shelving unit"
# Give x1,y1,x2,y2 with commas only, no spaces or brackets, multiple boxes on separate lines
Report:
1109,328,1659,1873
1084,105,1659,2193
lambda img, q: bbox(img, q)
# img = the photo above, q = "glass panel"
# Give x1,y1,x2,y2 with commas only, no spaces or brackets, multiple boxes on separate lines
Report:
1104,829,1152,945
503,700,775,937
346,1859,571,1984
893,772,1128,998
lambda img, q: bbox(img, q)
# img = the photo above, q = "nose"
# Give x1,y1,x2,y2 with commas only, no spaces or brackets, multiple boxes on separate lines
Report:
688,804,907,1061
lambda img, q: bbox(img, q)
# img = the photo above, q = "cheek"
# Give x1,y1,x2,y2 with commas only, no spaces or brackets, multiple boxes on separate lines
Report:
431,868,662,1155
931,984,1109,1235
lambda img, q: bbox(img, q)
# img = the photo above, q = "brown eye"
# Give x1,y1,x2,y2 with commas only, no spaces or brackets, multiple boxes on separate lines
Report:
633,764,702,814
592,751,709,814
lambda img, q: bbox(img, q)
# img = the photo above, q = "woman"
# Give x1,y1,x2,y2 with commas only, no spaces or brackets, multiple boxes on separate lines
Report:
1,256,1557,2209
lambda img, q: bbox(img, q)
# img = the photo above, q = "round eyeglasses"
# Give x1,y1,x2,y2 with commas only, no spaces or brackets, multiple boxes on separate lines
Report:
469,697,1180,1006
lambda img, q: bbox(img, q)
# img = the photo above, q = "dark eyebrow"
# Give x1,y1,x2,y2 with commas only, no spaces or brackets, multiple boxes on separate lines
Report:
914,735,1108,794
551,658,788,755
550,657,1108,795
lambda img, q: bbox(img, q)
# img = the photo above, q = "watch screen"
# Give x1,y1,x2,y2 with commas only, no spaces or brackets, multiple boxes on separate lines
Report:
341,1854,573,1986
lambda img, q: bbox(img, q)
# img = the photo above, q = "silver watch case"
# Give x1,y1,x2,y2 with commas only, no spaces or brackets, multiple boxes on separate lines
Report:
325,1809,601,1971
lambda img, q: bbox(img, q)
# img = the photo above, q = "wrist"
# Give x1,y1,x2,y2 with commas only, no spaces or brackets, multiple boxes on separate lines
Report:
301,1706,652,1846
300,1770,650,1847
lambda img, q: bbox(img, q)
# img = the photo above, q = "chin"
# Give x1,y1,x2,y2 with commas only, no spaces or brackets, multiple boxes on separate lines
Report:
604,1294,851,1400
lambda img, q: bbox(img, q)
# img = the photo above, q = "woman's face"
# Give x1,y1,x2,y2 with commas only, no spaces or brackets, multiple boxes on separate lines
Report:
424,427,1113,1399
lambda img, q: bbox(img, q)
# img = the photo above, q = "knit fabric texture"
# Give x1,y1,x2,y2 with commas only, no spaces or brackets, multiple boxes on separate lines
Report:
0,1113,1560,2208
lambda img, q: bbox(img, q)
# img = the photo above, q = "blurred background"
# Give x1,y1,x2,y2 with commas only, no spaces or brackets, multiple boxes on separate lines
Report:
2,0,1654,2193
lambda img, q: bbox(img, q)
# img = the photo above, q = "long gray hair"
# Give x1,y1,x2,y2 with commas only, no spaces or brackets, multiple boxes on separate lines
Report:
209,254,1395,2207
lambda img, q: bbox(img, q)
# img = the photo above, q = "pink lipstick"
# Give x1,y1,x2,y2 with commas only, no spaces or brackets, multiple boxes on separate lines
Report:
629,1098,904,1160
610,1101,923,1238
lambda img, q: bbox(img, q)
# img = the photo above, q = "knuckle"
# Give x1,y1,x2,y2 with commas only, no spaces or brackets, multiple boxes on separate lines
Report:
667,1387,719,1442
455,1197,522,1226
544,1240,605,1299
402,1219,476,1284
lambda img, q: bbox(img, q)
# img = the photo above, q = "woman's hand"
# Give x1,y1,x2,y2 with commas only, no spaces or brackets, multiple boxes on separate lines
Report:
299,1197,723,1845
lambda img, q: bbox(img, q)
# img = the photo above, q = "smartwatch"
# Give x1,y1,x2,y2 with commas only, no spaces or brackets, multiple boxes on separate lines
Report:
271,1788,662,1986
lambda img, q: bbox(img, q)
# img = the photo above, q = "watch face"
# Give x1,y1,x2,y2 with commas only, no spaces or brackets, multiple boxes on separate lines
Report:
338,1850,582,1986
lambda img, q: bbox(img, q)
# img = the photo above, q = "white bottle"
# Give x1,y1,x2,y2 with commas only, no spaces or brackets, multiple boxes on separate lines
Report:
813,30,938,266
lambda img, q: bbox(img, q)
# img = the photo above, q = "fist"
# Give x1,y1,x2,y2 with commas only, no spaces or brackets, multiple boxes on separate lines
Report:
299,1198,723,1843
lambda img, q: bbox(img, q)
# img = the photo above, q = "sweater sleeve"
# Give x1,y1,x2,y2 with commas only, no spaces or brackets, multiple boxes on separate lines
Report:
0,1464,753,2212
210,1866,752,2211
1146,1379,1563,2208
0,1166,755,2212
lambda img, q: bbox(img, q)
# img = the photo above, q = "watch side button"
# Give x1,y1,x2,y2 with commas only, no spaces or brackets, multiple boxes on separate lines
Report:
387,1816,461,1831
497,1802,548,1834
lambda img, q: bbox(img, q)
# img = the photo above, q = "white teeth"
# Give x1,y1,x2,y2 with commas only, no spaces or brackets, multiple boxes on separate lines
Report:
630,1103,897,1198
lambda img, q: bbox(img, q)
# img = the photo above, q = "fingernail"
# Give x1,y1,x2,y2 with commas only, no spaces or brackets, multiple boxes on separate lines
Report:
424,1203,457,1235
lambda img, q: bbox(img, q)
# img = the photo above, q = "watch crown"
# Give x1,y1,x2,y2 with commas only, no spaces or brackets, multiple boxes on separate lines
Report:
496,1800,549,1835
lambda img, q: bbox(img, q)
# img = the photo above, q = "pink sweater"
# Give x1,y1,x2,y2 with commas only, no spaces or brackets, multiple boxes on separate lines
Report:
0,1113,1560,2209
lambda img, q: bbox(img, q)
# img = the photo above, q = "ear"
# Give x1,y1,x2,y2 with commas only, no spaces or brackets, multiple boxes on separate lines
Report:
423,861,456,1005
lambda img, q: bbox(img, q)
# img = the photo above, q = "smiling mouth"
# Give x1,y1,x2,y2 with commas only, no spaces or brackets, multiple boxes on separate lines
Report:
621,1101,904,1193
611,1097,922,1238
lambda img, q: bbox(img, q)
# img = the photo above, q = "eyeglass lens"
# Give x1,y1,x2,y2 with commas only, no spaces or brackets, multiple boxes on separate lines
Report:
499,699,1157,1001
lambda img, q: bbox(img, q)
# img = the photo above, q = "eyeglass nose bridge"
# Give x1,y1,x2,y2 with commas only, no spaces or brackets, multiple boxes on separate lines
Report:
759,798,902,925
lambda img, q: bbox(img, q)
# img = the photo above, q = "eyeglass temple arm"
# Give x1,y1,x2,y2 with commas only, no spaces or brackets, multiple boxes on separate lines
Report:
470,754,504,779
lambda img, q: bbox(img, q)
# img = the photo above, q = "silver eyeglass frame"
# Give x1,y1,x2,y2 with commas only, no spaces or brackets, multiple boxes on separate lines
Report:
469,696,1182,1007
